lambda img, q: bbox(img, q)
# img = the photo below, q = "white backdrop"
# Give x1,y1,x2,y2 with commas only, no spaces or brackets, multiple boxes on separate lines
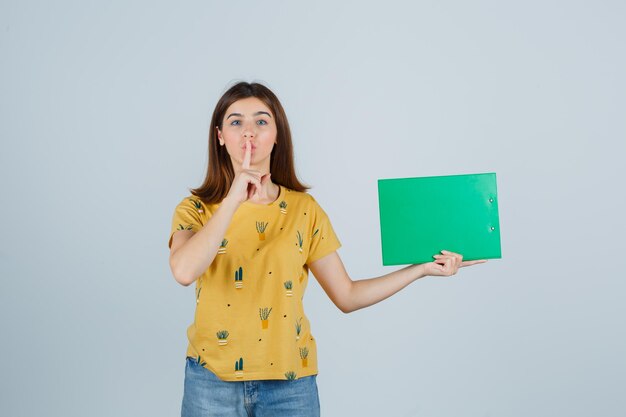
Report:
1,1,625,416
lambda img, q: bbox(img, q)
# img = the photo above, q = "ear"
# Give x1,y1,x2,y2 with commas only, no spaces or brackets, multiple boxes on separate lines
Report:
216,127,224,145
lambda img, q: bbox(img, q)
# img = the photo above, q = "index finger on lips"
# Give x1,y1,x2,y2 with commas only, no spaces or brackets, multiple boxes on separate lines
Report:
242,140,251,169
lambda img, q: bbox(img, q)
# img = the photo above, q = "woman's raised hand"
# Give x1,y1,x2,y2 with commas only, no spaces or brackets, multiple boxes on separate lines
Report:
225,140,272,205
421,250,488,277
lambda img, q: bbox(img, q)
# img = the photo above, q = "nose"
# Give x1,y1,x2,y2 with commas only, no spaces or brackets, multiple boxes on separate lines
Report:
242,121,256,138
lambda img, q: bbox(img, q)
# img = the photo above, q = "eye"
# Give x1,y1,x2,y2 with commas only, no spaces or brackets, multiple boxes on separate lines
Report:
257,120,268,125
230,120,240,126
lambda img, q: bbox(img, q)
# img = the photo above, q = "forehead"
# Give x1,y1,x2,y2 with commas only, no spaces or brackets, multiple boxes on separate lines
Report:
225,97,273,116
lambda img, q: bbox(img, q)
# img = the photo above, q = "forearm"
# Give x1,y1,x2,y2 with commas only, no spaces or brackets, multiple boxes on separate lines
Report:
345,264,427,313
171,197,240,286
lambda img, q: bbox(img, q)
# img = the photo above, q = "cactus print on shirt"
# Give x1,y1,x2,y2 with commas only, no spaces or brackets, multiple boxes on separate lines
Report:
168,184,341,381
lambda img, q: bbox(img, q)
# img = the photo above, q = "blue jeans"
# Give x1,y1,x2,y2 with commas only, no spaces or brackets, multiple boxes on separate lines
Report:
181,356,321,417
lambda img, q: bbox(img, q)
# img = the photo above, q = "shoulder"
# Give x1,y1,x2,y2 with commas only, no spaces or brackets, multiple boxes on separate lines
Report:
281,188,333,224
175,194,215,214
280,187,320,208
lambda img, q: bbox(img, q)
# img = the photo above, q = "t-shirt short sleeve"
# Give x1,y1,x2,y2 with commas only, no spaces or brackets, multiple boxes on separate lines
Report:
168,196,205,249
305,196,342,265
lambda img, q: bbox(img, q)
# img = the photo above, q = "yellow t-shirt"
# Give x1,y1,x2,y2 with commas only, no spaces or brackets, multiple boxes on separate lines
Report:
168,184,342,381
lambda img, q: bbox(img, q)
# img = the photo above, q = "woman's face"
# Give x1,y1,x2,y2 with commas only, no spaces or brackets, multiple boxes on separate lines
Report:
217,97,277,171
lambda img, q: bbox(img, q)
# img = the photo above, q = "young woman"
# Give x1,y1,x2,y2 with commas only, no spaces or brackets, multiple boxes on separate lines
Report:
168,81,487,417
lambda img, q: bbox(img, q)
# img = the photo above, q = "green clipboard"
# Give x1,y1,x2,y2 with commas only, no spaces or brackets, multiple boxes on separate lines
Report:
378,172,502,266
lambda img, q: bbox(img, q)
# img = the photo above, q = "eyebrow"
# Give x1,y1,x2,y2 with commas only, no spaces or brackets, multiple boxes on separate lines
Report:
226,111,272,119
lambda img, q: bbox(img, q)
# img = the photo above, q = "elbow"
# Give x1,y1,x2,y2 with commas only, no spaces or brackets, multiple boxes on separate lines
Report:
174,272,195,287
177,276,194,287
340,303,358,314
171,269,192,287
338,299,354,314
169,257,194,287
338,282,355,314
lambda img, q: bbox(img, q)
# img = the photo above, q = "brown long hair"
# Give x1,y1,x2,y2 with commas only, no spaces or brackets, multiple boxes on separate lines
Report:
190,81,310,204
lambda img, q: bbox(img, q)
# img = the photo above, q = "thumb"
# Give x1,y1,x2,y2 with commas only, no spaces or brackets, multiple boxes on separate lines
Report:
261,173,271,185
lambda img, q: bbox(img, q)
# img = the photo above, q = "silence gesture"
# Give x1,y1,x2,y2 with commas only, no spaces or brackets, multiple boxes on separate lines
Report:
225,140,272,205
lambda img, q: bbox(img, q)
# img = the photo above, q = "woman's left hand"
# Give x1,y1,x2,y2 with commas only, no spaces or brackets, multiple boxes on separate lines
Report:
421,250,488,277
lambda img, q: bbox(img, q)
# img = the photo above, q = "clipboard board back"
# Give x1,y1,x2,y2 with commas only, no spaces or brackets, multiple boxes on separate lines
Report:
377,172,502,266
